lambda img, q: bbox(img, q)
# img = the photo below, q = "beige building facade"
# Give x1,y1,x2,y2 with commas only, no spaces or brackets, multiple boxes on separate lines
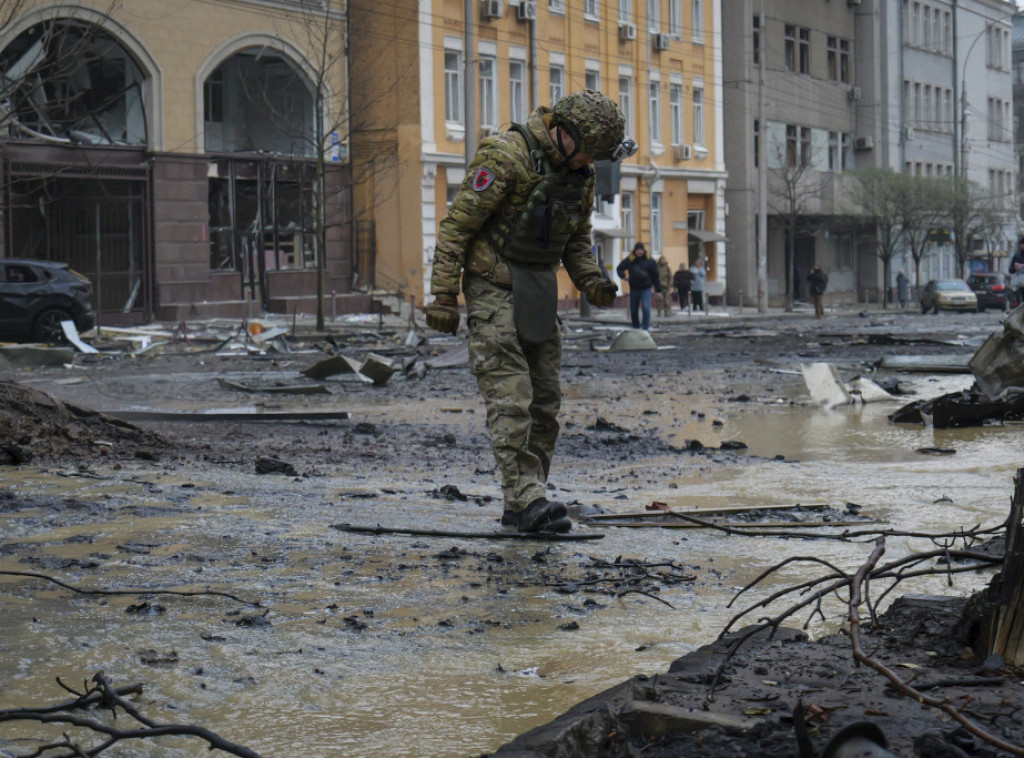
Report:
0,0,359,325
350,0,727,307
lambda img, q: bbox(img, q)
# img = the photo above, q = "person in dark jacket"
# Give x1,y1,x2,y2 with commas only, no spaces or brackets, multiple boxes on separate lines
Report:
807,264,829,318
673,262,693,313
616,242,661,330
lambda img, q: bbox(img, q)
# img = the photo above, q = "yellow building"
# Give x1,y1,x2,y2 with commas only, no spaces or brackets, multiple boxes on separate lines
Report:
350,0,727,307
0,0,358,325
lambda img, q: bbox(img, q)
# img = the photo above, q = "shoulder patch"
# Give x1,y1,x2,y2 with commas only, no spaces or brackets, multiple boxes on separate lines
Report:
472,168,496,192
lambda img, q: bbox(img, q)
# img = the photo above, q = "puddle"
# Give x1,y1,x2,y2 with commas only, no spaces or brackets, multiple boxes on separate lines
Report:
0,371,1019,757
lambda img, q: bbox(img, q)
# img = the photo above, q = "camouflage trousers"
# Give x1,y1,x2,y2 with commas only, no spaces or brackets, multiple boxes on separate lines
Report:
656,290,673,317
464,276,561,513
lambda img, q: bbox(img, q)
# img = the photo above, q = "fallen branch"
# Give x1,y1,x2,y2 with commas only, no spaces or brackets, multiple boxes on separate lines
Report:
0,571,261,607
0,672,264,757
849,539,1024,756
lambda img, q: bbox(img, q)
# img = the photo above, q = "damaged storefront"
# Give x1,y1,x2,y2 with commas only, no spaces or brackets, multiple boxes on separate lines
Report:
0,11,354,327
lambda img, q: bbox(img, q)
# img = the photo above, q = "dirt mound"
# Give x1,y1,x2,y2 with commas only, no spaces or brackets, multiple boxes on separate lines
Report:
0,381,165,464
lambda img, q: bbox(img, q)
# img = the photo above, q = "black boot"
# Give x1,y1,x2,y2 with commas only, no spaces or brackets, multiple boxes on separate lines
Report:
501,497,571,533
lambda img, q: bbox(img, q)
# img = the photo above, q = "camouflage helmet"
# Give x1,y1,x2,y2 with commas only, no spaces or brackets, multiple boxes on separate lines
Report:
551,90,625,161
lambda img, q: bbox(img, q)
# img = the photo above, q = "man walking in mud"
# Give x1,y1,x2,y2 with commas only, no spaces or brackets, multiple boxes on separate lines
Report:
425,90,636,533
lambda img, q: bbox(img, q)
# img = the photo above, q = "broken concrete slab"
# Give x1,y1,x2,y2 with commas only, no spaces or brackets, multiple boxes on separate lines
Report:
801,363,851,407
359,353,397,386
0,345,75,370
619,701,760,737
877,354,972,373
968,306,1024,399
302,355,364,380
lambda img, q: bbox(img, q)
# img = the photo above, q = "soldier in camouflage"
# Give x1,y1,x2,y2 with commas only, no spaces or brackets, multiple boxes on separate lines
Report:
656,255,673,317
425,90,633,533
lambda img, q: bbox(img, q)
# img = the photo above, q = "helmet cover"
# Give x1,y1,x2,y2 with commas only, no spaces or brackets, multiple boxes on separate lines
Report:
551,90,626,161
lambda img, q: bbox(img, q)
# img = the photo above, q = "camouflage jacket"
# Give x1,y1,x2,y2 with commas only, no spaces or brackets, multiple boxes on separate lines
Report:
430,108,601,296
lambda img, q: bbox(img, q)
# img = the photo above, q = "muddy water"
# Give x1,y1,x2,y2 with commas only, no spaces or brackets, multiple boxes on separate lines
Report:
2,373,1021,757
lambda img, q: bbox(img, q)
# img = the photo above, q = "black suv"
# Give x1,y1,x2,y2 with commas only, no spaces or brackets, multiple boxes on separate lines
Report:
967,272,1017,312
0,259,95,342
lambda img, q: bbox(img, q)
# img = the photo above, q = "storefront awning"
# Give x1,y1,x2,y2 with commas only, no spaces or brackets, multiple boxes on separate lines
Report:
688,229,729,243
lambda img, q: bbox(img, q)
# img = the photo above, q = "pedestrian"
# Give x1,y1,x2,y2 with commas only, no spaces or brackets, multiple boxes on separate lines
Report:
425,90,635,534
656,254,673,317
793,264,802,301
807,264,829,318
896,269,908,310
673,261,693,313
1011,238,1024,307
616,241,662,330
690,259,706,312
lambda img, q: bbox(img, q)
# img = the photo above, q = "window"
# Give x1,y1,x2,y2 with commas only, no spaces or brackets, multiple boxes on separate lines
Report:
839,40,850,83
753,119,759,167
650,192,663,256
828,37,838,80
509,60,526,123
479,55,497,133
841,133,851,170
550,0,565,14
785,124,797,167
828,131,839,170
799,28,810,74
649,80,661,144
932,8,940,52
911,2,920,45
692,0,704,42
800,126,811,167
913,82,921,125
550,65,565,106
621,191,634,252
619,75,634,135
586,67,601,92
585,0,599,21
753,15,760,65
922,85,931,129
669,0,682,37
444,50,462,122
692,86,704,146
647,0,660,33
943,12,951,54
785,25,796,71
204,68,223,123
669,82,683,145
619,0,632,24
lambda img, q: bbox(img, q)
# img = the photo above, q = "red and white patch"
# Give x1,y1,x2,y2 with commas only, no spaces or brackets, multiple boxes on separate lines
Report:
472,168,495,192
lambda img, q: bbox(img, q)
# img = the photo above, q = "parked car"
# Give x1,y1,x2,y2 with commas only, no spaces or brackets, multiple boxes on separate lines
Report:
967,272,1016,312
0,259,95,343
920,279,978,314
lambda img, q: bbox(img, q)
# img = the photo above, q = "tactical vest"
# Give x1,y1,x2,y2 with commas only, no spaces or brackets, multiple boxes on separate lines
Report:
483,123,592,266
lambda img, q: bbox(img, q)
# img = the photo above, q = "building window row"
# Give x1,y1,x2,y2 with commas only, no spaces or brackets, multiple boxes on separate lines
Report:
903,80,954,133
989,168,1013,208
780,25,853,86
986,23,1011,71
903,0,953,56
767,121,850,171
987,97,1012,142
905,161,954,177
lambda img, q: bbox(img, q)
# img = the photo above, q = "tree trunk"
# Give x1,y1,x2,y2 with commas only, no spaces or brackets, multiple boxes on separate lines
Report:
971,467,1024,665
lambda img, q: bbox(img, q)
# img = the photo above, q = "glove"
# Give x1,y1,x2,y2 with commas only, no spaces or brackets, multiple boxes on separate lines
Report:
581,277,618,307
425,293,460,335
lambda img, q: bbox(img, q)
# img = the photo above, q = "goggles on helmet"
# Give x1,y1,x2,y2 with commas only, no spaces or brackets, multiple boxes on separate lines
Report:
609,138,639,163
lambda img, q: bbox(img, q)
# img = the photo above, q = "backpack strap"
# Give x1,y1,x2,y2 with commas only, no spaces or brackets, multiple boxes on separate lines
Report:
509,123,550,174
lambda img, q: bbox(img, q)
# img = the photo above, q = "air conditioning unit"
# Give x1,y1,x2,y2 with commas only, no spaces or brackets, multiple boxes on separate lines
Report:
847,86,861,102
653,33,671,51
482,0,504,19
517,0,536,20
676,144,693,160
848,0,862,6
618,22,637,41
854,135,874,150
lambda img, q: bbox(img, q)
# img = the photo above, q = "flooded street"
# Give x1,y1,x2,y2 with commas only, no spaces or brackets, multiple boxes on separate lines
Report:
1,311,1021,757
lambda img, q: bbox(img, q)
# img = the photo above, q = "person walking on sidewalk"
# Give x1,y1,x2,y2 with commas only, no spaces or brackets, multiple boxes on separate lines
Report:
896,269,909,310
690,259,706,312
673,262,693,313
807,264,829,318
424,90,635,534
616,242,662,330
656,254,673,318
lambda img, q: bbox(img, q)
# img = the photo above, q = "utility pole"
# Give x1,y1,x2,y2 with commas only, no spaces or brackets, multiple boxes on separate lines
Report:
757,0,768,312
464,0,476,165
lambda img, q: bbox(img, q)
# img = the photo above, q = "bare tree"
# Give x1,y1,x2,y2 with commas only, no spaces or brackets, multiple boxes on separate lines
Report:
848,169,910,308
942,176,996,278
900,175,948,293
